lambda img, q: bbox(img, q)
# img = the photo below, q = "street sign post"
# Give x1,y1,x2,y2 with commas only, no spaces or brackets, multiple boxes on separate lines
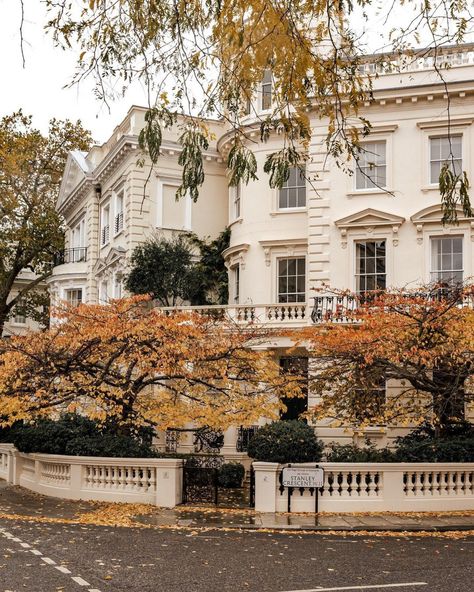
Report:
282,465,324,513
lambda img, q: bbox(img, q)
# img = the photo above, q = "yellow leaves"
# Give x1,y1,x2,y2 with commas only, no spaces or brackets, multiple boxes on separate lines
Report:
0,296,296,430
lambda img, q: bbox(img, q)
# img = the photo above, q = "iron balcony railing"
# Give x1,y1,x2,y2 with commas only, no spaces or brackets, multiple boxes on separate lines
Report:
54,247,88,265
311,289,474,324
101,225,110,246
114,211,123,234
236,426,259,453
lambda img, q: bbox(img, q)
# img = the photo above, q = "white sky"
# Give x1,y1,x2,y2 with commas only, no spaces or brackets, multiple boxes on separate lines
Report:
0,1,150,145
1,2,471,146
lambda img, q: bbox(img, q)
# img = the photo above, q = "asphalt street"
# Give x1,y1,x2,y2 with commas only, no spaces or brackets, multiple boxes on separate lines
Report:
0,519,472,592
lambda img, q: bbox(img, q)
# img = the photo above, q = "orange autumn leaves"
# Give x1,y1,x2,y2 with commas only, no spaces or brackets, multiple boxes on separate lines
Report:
0,296,300,430
302,286,474,430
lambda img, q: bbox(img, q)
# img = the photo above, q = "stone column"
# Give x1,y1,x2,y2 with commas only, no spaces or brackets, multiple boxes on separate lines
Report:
155,459,184,508
253,462,280,513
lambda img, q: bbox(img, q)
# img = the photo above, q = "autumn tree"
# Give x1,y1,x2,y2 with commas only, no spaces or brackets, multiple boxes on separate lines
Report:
302,286,474,437
0,111,92,335
33,0,474,220
0,296,300,432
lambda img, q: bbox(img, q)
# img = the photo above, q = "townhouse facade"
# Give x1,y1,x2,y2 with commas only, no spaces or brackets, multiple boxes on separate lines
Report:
49,44,474,457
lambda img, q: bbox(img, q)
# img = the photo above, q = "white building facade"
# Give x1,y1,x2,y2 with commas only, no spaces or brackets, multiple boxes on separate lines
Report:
49,45,474,455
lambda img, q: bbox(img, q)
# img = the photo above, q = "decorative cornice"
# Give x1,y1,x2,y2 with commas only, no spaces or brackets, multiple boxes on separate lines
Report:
258,238,308,266
223,243,250,269
335,208,405,248
92,247,127,275
417,117,474,129
411,204,474,243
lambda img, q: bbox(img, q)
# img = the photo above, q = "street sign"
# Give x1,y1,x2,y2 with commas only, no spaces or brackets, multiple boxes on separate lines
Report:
282,466,324,489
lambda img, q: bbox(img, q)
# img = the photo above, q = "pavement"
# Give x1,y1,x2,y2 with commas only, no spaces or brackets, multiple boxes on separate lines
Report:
1,480,473,533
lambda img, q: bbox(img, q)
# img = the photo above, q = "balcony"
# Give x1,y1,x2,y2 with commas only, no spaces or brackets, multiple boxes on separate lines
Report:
114,211,123,235
157,290,474,327
54,247,88,266
159,302,308,326
358,43,474,76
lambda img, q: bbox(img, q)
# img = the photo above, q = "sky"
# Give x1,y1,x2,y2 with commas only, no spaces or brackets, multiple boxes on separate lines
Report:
1,2,471,146
0,1,150,145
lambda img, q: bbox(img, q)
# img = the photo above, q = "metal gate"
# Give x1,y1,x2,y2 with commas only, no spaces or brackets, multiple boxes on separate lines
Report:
182,455,224,504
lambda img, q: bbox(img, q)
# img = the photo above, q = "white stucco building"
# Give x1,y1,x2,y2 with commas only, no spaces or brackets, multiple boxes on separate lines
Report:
49,44,474,455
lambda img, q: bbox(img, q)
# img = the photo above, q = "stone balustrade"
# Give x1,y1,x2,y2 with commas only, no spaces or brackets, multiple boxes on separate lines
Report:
159,302,307,325
0,444,183,508
253,462,474,513
358,44,474,76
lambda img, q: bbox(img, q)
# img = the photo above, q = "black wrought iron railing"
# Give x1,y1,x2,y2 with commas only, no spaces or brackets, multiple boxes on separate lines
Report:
54,247,88,265
236,426,259,453
114,211,123,234
311,288,474,324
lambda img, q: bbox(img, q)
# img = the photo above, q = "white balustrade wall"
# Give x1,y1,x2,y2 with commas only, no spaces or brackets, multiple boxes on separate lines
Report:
253,462,474,513
0,444,183,508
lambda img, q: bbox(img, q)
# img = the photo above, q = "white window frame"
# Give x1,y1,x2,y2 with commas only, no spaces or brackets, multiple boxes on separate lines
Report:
64,288,83,308
113,188,124,236
113,272,123,299
429,134,463,185
354,239,387,294
354,140,387,191
426,234,464,283
99,280,109,304
429,235,464,285
156,177,192,231
278,167,306,210
12,299,27,325
232,264,240,304
418,121,471,191
260,69,272,112
276,257,306,304
100,202,110,247
348,233,392,293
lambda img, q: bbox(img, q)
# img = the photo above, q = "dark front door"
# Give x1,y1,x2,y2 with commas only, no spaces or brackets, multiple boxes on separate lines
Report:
279,356,308,421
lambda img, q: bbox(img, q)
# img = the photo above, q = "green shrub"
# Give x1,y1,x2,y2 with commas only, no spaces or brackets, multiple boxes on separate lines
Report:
325,440,397,462
394,423,474,462
218,462,245,488
0,414,158,458
247,420,323,463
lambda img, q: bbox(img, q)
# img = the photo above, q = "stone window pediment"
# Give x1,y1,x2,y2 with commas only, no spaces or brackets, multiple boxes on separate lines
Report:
335,208,405,248
411,204,474,244
223,243,249,270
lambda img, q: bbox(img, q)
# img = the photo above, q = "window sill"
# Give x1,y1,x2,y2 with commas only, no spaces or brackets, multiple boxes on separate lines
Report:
113,229,124,238
421,184,440,193
229,218,243,228
270,208,307,216
100,242,110,249
346,188,393,197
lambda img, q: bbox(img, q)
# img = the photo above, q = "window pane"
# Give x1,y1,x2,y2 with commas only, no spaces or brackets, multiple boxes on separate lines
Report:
430,161,440,184
287,259,296,275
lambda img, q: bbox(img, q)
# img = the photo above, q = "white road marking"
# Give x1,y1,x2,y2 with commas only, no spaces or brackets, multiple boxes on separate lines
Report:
71,576,91,586
0,526,102,591
282,584,428,592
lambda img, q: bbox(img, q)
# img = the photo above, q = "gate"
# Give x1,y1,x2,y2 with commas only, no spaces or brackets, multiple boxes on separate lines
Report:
182,455,255,507
182,455,224,504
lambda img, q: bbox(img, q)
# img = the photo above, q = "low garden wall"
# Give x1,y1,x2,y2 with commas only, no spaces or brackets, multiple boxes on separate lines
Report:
2,445,473,513
0,444,183,508
253,461,474,513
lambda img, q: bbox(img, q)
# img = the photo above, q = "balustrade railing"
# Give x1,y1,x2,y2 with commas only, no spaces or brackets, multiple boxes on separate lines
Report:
54,247,88,265
358,44,474,76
